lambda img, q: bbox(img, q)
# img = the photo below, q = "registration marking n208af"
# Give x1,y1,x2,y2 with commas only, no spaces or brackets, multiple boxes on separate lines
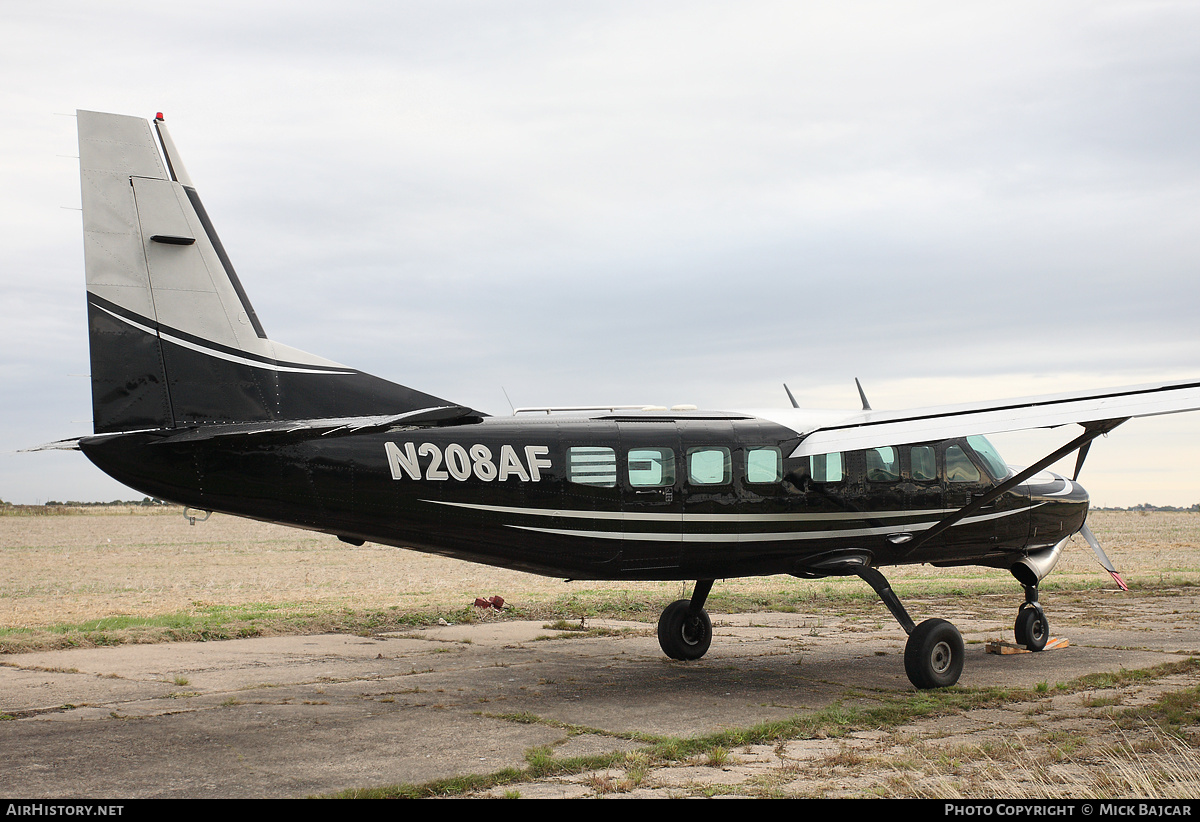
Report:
385,442,551,482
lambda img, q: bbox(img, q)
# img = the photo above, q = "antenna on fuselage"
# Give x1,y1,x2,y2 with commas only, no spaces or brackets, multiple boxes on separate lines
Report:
783,383,799,409
855,378,872,411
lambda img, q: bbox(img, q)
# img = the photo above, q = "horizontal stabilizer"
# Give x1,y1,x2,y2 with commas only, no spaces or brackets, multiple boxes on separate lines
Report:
104,406,482,447
20,438,83,452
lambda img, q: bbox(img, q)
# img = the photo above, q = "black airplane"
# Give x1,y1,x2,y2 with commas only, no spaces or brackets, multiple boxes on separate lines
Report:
57,110,1200,689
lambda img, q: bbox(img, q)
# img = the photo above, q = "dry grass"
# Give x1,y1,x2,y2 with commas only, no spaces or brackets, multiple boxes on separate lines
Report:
0,507,1197,651
885,725,1200,799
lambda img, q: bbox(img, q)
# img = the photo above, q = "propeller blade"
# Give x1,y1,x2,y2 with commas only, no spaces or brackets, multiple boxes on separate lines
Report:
1080,523,1128,591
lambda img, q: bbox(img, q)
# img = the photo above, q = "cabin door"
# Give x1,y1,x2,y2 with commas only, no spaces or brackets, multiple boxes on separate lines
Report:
617,421,683,575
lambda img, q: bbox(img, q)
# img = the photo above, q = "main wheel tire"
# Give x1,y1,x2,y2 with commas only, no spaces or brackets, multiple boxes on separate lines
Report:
904,618,964,689
657,599,712,660
1015,607,1049,652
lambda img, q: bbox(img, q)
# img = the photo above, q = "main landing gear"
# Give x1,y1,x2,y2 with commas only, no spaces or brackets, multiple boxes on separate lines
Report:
657,579,714,660
856,567,965,689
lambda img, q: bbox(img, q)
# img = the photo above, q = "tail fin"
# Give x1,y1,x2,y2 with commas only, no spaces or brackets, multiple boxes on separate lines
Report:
78,110,465,434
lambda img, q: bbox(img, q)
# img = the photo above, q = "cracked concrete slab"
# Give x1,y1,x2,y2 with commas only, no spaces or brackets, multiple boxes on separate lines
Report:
2,590,1197,798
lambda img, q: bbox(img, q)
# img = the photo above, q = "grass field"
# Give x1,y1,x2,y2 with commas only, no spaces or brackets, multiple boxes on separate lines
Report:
1,506,1196,653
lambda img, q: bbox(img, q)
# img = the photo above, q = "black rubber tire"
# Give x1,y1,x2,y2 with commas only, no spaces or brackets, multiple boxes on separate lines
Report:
1015,607,1049,652
904,618,965,689
657,599,712,660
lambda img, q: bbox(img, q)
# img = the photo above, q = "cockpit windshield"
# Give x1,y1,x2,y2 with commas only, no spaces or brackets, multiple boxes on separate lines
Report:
965,435,1009,481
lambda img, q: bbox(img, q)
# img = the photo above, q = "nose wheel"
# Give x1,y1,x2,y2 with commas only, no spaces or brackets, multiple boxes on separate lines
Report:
1013,583,1050,651
1015,607,1049,651
1014,580,1050,653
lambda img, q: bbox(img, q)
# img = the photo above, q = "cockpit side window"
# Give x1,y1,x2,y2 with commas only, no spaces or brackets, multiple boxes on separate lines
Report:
966,435,1009,481
945,445,981,483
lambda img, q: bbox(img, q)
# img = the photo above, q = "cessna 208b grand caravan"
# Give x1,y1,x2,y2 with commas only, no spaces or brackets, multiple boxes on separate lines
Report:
62,110,1200,689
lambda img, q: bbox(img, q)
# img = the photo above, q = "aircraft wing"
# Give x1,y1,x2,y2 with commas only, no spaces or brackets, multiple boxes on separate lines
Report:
781,377,1200,458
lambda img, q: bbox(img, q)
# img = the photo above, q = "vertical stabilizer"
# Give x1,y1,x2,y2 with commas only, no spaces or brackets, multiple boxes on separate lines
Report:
77,110,471,433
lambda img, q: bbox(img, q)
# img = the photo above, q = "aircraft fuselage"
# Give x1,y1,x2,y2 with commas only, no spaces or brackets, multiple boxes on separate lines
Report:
80,413,1088,581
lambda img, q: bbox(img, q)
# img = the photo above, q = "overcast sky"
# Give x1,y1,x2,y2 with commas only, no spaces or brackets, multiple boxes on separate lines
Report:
3,1,1200,507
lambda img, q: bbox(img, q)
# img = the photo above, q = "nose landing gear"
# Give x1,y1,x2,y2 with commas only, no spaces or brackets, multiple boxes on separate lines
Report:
1015,584,1049,652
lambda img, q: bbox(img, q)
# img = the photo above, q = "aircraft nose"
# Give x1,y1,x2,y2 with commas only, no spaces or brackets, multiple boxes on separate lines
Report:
1021,470,1090,543
1023,470,1088,505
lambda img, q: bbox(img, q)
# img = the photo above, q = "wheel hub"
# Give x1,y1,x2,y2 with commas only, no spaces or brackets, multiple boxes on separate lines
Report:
930,641,952,674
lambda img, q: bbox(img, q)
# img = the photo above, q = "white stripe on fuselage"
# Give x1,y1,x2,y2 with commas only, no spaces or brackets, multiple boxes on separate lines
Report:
424,499,958,522
422,499,1041,542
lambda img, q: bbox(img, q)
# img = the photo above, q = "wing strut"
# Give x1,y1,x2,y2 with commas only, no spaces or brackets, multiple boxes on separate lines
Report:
904,418,1128,554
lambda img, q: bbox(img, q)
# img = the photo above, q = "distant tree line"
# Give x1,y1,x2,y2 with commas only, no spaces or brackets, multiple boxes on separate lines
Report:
39,497,170,507
0,498,179,516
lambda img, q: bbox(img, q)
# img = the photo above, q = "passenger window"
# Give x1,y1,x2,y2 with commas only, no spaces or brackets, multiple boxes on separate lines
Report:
688,447,730,485
946,445,981,483
809,452,843,482
866,446,899,482
911,446,936,482
628,448,675,488
746,447,782,483
567,446,616,487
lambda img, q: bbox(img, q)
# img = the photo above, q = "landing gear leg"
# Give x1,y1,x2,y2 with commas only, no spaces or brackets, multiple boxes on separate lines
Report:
657,579,714,661
858,567,964,689
1014,584,1049,652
